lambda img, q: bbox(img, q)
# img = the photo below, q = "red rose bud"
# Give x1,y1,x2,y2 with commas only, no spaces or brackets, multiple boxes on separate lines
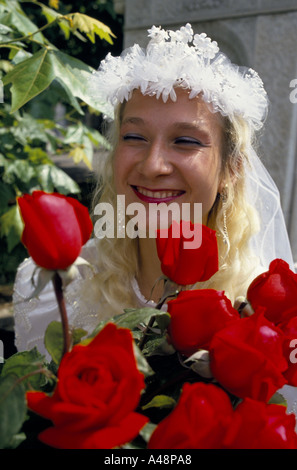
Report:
17,191,93,270
209,308,288,402
148,383,234,449
167,289,240,356
26,324,148,449
156,220,219,285
223,398,297,449
247,259,297,325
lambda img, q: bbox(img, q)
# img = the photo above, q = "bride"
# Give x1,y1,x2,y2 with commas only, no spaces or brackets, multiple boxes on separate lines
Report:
13,23,296,420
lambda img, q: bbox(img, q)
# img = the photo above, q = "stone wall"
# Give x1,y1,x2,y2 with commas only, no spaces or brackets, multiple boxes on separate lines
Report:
120,0,297,264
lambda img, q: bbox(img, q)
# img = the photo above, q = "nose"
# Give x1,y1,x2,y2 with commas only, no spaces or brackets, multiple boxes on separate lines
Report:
137,141,173,178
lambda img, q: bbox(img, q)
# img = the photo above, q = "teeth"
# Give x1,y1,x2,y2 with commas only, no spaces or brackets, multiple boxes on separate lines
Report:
137,187,182,198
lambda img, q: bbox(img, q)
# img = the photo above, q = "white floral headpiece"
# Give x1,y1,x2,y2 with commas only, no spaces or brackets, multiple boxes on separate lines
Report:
90,23,268,130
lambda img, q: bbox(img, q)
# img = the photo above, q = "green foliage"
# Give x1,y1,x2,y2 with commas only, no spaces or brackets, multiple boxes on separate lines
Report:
0,347,49,449
141,394,176,411
0,375,27,448
44,320,87,365
1,348,47,390
0,0,119,283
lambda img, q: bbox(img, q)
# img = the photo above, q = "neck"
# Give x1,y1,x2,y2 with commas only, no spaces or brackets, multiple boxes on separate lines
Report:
136,237,164,303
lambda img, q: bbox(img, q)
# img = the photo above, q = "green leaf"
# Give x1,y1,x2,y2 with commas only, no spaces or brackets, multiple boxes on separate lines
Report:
141,336,169,356
142,394,176,411
91,307,164,342
0,204,23,252
63,123,85,144
44,321,88,364
154,312,171,333
0,374,27,449
85,126,111,150
10,49,32,65
41,5,71,40
24,145,52,165
0,180,15,214
34,164,80,195
70,12,115,44
72,328,88,345
55,76,83,115
68,145,92,170
1,348,47,390
115,307,161,330
268,392,287,407
11,112,53,146
39,164,80,194
44,321,64,365
5,432,26,449
3,159,36,184
133,344,154,377
3,49,55,112
34,164,55,192
0,23,13,37
1,2,45,44
49,50,112,115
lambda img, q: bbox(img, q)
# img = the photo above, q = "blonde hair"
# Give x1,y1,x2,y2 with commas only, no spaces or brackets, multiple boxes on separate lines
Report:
87,100,261,319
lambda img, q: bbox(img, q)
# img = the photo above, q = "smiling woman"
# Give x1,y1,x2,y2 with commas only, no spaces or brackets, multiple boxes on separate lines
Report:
113,89,223,226
13,23,295,354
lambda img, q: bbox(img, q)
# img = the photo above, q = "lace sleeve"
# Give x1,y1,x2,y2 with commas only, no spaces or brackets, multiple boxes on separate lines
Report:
12,239,101,357
13,257,65,356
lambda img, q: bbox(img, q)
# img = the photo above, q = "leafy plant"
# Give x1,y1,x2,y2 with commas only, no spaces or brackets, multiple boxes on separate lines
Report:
0,0,117,283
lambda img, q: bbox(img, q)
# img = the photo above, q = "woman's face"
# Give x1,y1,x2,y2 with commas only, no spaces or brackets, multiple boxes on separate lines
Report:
113,88,224,229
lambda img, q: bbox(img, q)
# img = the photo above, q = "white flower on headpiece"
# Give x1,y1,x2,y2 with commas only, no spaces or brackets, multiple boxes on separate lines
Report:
179,23,194,43
168,27,191,44
193,33,219,60
148,25,168,43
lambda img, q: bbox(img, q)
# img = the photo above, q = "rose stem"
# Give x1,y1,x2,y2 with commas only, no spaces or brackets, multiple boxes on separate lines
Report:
52,272,71,356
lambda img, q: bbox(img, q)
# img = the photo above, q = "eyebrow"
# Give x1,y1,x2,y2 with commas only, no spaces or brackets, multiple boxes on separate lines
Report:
121,116,208,132
121,116,144,126
172,121,207,132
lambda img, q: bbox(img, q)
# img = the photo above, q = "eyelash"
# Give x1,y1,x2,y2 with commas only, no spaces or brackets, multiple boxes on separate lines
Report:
174,137,202,146
122,134,203,146
122,133,145,141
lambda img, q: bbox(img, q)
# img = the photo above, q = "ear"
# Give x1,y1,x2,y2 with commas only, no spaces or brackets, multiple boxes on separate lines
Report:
219,154,242,193
218,180,226,194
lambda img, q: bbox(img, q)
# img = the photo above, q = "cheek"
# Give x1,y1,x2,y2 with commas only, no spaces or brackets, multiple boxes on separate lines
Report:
189,160,220,196
188,159,222,219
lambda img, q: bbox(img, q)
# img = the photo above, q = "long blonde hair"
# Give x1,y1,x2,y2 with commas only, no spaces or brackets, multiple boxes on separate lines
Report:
87,101,261,318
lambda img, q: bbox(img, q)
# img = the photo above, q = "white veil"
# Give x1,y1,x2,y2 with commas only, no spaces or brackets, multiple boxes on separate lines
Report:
246,147,295,272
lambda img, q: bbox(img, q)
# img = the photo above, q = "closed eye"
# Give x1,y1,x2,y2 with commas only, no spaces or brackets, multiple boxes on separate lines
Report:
122,133,146,142
174,136,203,146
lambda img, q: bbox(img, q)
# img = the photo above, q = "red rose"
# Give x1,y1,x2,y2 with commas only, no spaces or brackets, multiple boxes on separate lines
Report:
26,324,148,449
156,220,218,285
167,289,240,356
209,309,288,401
148,383,234,449
17,191,93,270
247,259,297,324
223,398,297,449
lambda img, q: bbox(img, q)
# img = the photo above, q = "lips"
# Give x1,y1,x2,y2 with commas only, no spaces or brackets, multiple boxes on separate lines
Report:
131,185,185,203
